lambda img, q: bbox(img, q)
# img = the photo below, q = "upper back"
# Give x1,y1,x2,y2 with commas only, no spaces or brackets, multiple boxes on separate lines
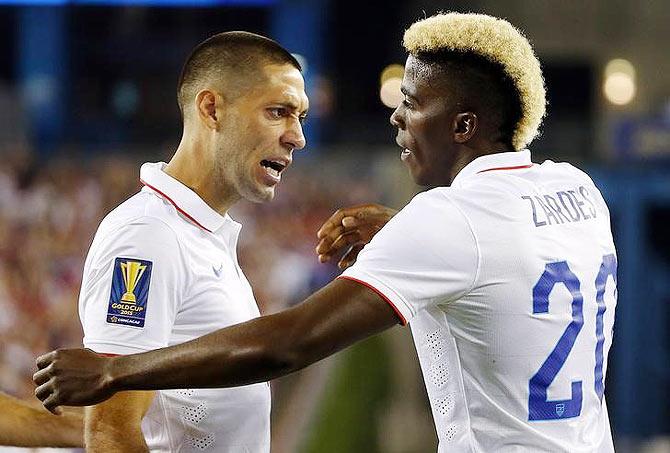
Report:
434,159,617,451
343,151,617,452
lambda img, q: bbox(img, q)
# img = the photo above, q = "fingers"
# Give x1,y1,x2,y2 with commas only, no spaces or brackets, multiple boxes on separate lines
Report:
34,349,66,414
341,216,358,228
316,209,349,239
42,393,63,416
36,351,56,370
315,224,344,256
337,244,365,269
34,380,52,402
316,204,394,263
315,210,369,257
33,366,52,386
316,205,376,239
34,380,62,415
317,231,362,263
330,230,362,254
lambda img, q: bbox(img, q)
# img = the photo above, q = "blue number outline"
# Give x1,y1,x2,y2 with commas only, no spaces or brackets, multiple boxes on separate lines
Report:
529,261,584,421
528,255,617,421
594,254,617,401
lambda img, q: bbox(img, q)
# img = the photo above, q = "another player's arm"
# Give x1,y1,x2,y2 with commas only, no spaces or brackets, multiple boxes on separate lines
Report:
0,391,83,447
35,278,401,410
85,390,154,453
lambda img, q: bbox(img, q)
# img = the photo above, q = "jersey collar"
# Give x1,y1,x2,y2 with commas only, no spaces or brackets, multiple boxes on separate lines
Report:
139,162,231,233
451,150,533,188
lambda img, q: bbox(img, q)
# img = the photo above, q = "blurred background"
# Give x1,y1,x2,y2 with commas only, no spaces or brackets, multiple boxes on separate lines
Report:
0,0,668,451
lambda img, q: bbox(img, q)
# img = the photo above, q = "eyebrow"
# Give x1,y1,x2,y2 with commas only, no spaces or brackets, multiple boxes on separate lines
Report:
400,85,417,100
275,101,309,116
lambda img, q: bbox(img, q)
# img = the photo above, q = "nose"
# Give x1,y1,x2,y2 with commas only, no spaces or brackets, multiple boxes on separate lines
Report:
390,105,404,129
281,117,306,151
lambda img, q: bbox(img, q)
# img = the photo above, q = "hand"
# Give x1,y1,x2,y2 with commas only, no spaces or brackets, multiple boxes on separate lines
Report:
316,204,398,270
33,348,117,414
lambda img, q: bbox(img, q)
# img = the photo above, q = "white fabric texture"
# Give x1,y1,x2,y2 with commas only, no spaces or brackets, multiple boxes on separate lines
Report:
342,150,617,452
80,162,271,453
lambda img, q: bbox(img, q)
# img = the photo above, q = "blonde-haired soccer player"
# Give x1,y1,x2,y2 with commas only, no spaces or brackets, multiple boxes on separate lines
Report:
36,13,617,452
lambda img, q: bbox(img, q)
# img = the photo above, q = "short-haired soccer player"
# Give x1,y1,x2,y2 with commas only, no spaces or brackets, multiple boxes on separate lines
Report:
33,31,307,452
35,13,617,452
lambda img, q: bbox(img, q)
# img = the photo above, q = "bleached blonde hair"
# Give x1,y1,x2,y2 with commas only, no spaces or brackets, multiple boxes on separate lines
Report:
403,12,546,150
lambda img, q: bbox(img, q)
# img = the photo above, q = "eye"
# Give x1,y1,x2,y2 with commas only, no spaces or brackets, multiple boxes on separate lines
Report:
402,95,413,109
267,107,288,119
299,114,308,125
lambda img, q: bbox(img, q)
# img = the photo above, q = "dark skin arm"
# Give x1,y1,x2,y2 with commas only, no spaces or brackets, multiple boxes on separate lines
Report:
34,278,400,413
316,203,398,269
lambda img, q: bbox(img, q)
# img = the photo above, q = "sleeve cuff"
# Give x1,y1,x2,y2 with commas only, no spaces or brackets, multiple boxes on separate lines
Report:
83,341,156,355
337,272,413,325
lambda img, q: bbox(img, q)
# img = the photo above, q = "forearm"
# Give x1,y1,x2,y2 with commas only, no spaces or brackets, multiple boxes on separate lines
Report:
0,393,83,447
111,280,398,392
113,301,329,391
84,391,153,453
85,418,148,453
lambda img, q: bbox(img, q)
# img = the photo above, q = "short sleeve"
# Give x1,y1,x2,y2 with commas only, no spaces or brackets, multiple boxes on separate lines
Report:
79,216,188,355
340,190,479,324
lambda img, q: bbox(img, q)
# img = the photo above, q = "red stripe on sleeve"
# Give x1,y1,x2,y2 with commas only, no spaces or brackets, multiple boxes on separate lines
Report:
338,275,408,326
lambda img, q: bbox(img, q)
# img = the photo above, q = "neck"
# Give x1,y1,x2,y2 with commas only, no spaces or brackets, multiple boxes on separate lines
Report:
450,141,515,183
164,132,240,216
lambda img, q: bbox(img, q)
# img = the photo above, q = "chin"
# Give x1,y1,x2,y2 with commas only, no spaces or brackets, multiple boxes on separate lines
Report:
244,186,276,204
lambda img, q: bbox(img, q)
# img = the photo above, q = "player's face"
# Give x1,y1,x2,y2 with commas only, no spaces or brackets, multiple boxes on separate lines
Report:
390,55,461,186
215,63,308,203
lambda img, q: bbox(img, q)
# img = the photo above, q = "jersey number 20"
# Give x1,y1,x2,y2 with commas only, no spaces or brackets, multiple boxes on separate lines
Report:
528,254,617,421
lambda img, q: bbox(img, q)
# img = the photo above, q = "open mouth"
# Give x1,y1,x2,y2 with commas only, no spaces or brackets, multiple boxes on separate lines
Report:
260,159,287,177
396,137,413,161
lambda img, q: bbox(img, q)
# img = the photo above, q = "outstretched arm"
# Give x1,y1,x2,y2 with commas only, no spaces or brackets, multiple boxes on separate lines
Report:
0,391,83,447
34,278,401,413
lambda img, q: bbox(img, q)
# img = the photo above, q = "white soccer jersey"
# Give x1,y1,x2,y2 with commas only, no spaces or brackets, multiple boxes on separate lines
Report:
342,150,617,452
79,162,271,453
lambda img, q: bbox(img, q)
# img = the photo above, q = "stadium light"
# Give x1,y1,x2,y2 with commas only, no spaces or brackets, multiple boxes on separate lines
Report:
603,58,636,106
379,64,404,108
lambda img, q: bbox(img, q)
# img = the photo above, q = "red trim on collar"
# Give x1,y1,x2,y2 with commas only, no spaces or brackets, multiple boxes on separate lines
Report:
477,164,534,173
140,179,212,233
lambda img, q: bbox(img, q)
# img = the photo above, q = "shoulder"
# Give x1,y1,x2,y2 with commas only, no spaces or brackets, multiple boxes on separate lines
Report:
537,159,598,185
91,191,184,256
377,187,476,246
402,187,461,213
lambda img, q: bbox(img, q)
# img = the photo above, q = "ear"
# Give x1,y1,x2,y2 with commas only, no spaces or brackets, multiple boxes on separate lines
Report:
195,90,220,130
453,112,478,143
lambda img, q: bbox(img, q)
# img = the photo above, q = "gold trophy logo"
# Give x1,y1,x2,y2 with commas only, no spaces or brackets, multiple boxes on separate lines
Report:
120,261,147,304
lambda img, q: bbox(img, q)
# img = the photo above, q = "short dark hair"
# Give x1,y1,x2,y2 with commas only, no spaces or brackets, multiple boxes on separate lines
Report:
177,31,301,118
416,50,523,149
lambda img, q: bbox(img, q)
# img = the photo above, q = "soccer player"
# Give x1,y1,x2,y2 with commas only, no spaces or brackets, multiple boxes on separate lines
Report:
35,13,617,452
32,31,307,452
0,391,83,448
